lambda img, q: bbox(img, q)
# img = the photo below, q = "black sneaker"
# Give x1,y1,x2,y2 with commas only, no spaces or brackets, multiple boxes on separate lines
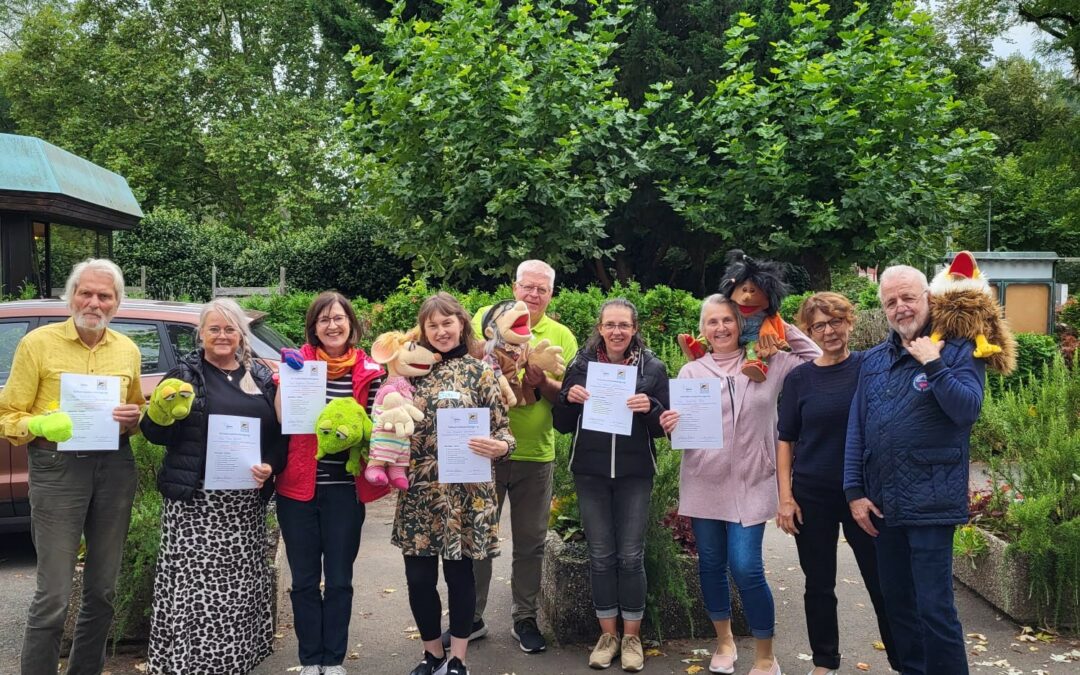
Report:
439,619,488,649
511,617,547,653
445,656,469,675
408,651,447,675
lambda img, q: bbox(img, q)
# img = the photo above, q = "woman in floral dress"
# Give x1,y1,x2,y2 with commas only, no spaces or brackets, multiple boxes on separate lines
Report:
392,292,514,675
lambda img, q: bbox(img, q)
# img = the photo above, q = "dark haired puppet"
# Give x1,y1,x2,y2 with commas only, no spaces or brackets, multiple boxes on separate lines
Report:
677,250,790,381
480,300,566,407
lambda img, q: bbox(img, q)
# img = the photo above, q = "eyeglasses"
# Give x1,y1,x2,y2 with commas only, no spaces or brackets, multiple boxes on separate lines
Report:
317,315,349,327
600,322,635,333
809,317,846,334
516,283,551,297
205,326,238,336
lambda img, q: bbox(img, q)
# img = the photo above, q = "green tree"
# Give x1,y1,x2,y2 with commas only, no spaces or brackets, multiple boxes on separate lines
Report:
657,0,996,290
344,0,666,285
0,0,361,235
1019,1,1080,71
930,0,1017,62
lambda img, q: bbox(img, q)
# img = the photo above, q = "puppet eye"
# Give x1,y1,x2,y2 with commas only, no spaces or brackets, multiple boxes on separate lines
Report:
336,430,347,440
406,343,416,351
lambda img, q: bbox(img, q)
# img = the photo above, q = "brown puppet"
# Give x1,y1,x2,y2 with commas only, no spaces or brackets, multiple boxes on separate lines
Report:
929,250,1017,375
678,249,789,382
479,300,566,407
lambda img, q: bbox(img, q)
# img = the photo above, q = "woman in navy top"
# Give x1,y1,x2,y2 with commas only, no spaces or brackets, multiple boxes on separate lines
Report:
776,292,898,675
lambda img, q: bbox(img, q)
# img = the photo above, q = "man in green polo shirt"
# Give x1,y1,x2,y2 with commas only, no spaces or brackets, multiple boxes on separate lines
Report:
446,259,577,654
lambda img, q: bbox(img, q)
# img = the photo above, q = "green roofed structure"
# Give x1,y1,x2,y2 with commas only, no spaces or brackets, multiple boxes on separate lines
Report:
0,133,143,297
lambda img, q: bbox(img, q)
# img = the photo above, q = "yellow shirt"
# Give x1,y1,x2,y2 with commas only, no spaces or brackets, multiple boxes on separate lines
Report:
0,318,144,445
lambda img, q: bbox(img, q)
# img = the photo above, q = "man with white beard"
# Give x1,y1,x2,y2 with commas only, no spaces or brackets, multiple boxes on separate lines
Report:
843,265,985,675
0,259,144,675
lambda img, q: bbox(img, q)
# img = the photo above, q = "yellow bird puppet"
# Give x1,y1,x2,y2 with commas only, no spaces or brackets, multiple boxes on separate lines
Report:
929,251,1017,375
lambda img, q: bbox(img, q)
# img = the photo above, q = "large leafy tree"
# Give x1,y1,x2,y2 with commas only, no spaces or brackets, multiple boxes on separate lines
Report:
657,0,996,290
344,0,666,284
1019,1,1080,71
0,0,360,234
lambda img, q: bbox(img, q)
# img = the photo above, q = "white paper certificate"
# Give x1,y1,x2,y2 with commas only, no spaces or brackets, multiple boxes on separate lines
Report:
58,373,121,451
204,415,261,490
436,408,492,484
582,362,638,436
279,360,328,434
669,378,725,449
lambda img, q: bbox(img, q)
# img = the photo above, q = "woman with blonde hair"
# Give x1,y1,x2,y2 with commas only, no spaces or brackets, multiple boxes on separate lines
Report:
141,298,286,674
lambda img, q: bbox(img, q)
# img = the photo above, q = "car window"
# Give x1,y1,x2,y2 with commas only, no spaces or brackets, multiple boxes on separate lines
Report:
110,322,164,373
166,322,198,362
0,321,31,386
249,320,291,358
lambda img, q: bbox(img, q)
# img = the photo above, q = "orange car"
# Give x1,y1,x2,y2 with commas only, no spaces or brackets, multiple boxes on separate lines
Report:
0,299,292,533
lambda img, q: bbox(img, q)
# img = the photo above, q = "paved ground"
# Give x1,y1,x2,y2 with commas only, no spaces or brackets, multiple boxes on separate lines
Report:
3,496,1078,674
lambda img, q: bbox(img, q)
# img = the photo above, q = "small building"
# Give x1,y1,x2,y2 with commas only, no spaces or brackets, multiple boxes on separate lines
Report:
0,133,143,298
945,251,1060,334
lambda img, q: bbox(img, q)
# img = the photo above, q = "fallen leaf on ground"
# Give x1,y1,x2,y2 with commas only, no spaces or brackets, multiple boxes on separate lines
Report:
690,648,710,656
644,648,664,657
796,653,812,661
856,663,870,671
966,632,987,641
872,641,885,651
685,666,704,674
382,588,396,593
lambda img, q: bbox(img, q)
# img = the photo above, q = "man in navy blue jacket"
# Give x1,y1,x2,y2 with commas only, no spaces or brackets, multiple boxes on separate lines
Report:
844,265,985,675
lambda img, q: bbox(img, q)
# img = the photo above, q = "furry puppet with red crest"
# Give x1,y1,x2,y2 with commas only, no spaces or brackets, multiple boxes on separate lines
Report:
929,250,1017,375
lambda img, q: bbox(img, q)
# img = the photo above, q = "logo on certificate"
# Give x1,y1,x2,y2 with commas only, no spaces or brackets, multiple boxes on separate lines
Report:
699,383,709,393
616,369,626,381
240,422,250,433
308,364,319,375
96,379,108,391
468,413,478,423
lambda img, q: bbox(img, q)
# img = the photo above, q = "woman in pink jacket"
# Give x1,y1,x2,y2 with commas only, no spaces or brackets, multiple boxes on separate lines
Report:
661,294,819,675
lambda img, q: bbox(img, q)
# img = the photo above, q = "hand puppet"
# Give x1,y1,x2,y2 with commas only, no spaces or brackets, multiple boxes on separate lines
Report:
929,250,1017,375
145,378,195,426
315,397,373,477
480,300,565,407
365,327,440,490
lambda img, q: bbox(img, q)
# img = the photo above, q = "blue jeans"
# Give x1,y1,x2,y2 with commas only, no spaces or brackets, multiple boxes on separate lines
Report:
277,485,365,667
691,518,774,639
574,474,653,621
874,520,967,675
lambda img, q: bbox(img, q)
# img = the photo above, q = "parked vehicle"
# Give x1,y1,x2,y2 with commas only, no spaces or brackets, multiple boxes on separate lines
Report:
0,299,291,533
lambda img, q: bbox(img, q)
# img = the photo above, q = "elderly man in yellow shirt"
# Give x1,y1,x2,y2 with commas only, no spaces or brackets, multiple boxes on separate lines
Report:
0,258,144,675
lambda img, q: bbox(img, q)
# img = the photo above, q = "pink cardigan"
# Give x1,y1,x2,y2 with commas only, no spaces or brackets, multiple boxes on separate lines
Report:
676,324,820,526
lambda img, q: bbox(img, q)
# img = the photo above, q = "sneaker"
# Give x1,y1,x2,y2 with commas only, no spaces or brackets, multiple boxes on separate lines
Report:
747,658,781,675
439,619,489,649
709,645,737,674
807,670,838,675
511,617,547,653
620,634,645,672
445,656,469,675
588,632,620,669
299,667,322,675
408,651,447,675
323,667,347,675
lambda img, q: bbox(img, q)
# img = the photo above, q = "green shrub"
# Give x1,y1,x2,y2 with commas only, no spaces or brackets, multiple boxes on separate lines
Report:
780,291,813,323
238,292,318,346
849,308,889,351
975,356,1080,627
110,436,165,647
988,332,1060,395
1059,296,1080,334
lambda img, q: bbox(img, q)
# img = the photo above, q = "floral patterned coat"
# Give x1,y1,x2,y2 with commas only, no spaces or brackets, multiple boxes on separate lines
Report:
391,354,515,560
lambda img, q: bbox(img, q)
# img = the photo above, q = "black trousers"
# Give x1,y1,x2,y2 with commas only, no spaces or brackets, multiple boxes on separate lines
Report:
404,555,475,641
793,481,899,671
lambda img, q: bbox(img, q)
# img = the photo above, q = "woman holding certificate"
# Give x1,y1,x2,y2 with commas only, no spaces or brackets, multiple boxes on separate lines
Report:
775,293,897,675
551,298,669,672
140,298,285,674
274,291,387,675
393,292,514,675
659,294,819,675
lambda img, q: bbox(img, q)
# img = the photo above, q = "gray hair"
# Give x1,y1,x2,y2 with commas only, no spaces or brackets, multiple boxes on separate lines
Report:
515,260,556,287
877,265,928,302
699,293,744,336
62,258,125,310
199,298,260,395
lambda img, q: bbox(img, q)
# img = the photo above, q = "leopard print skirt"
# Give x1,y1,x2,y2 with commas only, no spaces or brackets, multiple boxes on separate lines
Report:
148,489,274,674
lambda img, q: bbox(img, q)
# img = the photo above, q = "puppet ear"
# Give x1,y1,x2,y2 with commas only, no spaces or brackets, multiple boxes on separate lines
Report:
484,324,496,339
370,333,401,364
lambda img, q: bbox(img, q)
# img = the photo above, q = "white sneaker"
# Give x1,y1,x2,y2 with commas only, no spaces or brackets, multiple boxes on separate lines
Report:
324,667,347,675
299,667,322,675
